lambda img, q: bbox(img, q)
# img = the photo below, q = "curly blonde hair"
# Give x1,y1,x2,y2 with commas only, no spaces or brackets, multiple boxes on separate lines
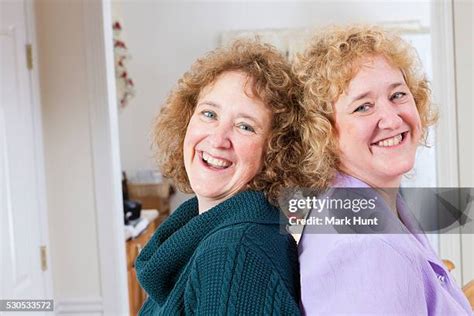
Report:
152,39,307,203
294,24,438,189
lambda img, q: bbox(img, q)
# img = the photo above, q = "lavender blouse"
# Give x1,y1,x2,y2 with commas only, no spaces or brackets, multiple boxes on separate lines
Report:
299,174,472,315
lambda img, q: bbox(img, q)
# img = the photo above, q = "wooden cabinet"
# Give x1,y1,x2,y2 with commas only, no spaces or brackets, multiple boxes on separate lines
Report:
128,180,173,217
125,180,173,315
126,212,168,315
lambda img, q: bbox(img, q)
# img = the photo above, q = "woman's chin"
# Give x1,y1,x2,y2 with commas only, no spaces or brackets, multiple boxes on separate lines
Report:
374,157,415,181
376,167,413,187
192,186,233,203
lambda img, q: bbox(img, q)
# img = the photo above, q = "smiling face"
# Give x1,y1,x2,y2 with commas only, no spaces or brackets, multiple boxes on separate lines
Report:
334,55,422,188
183,71,272,212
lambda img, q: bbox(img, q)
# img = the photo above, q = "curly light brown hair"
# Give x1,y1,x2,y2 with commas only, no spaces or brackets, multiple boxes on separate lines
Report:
152,39,308,203
294,24,438,189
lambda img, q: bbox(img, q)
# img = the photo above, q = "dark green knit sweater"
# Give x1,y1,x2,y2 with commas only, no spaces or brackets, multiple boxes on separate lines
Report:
136,190,301,315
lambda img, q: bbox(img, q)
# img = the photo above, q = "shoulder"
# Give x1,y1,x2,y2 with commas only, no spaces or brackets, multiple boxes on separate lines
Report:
186,223,300,314
299,233,426,291
193,222,299,285
299,234,427,314
300,232,420,266
185,225,301,315
197,222,297,265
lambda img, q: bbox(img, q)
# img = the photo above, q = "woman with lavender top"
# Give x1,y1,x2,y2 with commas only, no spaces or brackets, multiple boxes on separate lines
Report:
294,25,472,315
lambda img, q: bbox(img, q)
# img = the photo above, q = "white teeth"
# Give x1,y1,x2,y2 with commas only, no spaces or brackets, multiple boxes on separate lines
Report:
376,134,403,147
202,152,231,168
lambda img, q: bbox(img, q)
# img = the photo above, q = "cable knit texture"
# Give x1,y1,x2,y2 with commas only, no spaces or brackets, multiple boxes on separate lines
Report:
136,190,301,315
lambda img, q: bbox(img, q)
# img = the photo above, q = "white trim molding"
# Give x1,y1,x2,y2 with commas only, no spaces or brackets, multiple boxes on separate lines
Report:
431,0,463,285
81,0,129,314
431,1,459,187
55,297,103,314
453,0,474,285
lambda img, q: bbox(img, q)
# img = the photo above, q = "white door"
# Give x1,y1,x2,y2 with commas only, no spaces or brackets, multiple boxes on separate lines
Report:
0,0,51,306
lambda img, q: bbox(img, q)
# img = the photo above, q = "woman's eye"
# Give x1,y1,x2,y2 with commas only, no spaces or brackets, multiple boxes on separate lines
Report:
201,110,216,119
237,123,256,133
390,92,407,101
353,103,372,113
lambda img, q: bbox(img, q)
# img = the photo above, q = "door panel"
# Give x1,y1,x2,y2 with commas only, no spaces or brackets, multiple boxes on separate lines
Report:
1,0,47,303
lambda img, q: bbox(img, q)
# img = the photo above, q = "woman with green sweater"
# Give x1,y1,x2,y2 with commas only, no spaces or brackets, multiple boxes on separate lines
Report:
136,40,304,315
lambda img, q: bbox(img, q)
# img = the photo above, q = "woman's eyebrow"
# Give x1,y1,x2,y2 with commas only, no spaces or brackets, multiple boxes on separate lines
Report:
236,113,259,125
350,91,371,103
197,101,220,108
196,101,265,128
388,82,406,89
348,81,407,104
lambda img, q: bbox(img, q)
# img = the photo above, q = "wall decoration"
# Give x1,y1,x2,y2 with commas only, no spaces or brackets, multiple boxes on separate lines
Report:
113,20,135,109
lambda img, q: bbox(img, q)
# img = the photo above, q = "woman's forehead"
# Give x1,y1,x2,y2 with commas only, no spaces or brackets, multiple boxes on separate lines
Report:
345,56,406,94
197,71,269,108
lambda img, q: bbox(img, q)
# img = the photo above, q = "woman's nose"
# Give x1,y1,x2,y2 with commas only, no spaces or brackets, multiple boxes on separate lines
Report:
377,103,403,130
208,125,232,149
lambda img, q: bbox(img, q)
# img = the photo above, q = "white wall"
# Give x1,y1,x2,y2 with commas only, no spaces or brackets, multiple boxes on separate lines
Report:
454,0,474,188
453,0,474,285
113,0,431,210
35,0,102,306
113,0,431,173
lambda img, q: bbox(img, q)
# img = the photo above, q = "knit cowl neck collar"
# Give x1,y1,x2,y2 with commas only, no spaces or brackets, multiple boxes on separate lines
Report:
135,190,281,305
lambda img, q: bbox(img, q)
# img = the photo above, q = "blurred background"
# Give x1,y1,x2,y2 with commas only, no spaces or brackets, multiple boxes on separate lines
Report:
1,0,472,314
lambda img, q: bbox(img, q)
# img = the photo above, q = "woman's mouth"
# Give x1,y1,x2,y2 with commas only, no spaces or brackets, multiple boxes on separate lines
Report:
201,151,232,169
372,132,408,148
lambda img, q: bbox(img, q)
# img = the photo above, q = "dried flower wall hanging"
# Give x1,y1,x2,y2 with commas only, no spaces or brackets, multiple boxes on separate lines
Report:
113,20,136,109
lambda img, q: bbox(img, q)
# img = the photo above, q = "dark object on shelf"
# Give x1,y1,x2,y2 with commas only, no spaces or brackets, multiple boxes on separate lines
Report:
124,200,141,225
122,171,129,200
127,180,173,215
